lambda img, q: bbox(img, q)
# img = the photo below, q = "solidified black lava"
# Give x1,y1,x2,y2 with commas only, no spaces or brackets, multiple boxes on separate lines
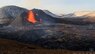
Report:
0,5,95,51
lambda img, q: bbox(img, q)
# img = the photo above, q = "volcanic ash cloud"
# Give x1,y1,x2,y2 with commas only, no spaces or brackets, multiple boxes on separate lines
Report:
19,0,40,9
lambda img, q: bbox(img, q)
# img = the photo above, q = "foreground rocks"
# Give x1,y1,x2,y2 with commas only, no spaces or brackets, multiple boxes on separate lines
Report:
0,38,95,54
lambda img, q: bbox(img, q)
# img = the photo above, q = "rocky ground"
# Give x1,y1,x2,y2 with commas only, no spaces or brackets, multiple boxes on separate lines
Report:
0,38,94,54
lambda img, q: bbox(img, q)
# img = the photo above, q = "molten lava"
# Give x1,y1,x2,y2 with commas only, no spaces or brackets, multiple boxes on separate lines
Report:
27,10,37,23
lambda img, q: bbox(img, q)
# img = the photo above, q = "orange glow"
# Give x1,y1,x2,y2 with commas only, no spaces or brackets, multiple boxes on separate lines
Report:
27,10,37,23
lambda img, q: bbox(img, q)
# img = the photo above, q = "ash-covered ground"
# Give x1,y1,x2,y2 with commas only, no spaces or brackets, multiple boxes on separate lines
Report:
0,38,94,54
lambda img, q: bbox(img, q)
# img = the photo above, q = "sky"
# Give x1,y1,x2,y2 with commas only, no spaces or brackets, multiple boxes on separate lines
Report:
0,0,95,14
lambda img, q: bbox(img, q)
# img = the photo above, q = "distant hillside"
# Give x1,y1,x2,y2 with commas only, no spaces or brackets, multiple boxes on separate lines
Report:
63,11,95,17
43,10,63,18
74,11,90,17
84,12,95,17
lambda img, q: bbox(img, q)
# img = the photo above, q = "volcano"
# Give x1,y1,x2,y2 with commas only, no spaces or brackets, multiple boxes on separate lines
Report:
0,6,95,51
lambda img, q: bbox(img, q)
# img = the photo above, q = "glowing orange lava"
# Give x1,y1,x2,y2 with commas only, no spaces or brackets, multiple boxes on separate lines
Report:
27,10,37,24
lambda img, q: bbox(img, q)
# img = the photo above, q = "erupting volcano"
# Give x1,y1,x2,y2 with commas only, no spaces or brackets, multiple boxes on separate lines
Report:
0,6,95,51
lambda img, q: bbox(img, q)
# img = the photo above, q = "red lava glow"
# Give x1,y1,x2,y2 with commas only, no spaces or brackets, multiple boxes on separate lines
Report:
27,10,37,24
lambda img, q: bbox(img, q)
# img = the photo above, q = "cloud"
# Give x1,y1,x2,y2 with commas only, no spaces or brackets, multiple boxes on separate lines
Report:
18,0,40,9
17,0,64,14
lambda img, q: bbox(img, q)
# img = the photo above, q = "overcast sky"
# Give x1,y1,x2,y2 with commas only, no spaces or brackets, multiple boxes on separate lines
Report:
0,0,95,14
